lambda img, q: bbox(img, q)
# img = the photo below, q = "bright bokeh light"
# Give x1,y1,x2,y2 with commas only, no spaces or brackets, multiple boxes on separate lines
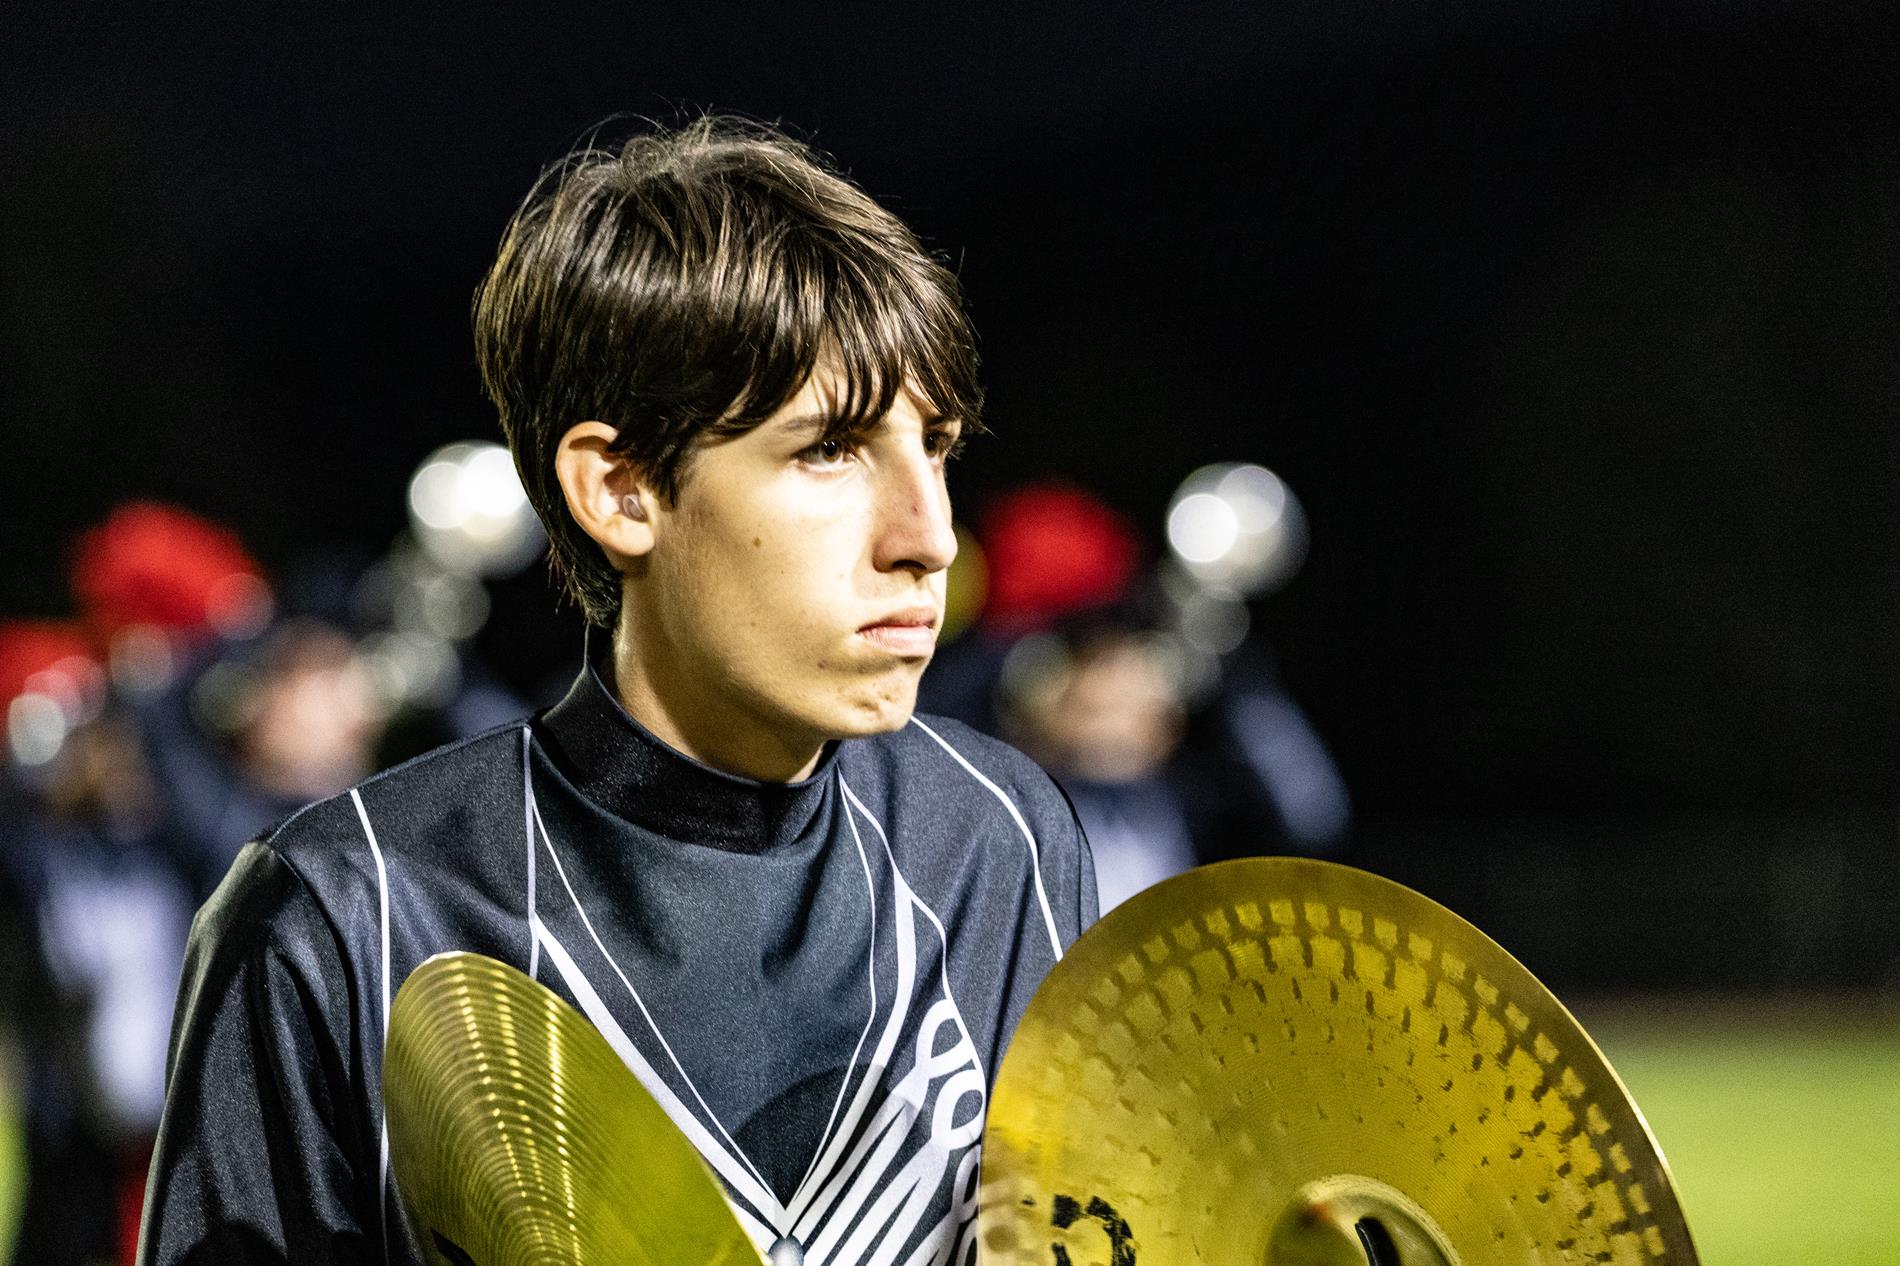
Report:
460,446,530,538
1164,462,1308,597
405,442,543,576
8,693,67,766
1167,493,1240,564
408,461,465,531
1218,463,1288,534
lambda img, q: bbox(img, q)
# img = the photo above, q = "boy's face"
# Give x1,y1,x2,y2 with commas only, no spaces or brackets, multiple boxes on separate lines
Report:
633,371,962,753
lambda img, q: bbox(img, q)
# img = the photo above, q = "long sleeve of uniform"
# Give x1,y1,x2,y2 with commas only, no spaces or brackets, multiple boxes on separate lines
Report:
137,841,381,1266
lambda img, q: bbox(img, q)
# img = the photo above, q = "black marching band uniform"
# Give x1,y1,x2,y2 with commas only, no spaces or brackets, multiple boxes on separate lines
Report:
137,659,1098,1265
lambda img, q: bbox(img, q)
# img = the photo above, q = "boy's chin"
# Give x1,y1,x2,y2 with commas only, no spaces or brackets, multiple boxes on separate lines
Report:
821,679,922,738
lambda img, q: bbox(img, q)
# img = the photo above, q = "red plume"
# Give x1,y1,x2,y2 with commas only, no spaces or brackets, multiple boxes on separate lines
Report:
981,484,1140,633
0,620,103,715
70,502,271,644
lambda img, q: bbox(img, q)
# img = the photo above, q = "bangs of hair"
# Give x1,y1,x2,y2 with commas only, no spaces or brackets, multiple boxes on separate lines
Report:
579,122,984,494
701,225,986,449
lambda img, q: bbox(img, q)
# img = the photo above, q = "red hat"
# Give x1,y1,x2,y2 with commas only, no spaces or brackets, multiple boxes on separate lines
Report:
70,502,271,644
981,484,1140,633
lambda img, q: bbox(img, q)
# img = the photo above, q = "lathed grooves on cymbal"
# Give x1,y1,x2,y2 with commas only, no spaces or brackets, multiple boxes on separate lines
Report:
383,951,762,1266
979,859,1699,1266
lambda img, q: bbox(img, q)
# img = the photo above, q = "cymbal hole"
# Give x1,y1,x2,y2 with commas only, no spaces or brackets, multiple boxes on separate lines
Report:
1355,1215,1401,1266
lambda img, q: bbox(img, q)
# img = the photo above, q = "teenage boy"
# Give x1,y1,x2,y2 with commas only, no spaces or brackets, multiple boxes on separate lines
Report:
137,117,1097,1266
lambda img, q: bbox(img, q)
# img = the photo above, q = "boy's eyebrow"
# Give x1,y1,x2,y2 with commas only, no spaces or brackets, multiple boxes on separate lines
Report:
772,408,863,440
776,407,961,435
775,409,833,433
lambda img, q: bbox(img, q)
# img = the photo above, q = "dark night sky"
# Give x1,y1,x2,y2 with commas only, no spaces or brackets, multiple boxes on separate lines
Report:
5,2,1897,834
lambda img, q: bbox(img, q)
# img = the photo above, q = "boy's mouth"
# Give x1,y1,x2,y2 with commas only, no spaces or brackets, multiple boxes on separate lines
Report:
857,609,938,657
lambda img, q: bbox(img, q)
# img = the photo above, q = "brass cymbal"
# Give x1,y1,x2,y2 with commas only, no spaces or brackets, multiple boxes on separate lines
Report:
383,951,761,1266
979,858,1699,1265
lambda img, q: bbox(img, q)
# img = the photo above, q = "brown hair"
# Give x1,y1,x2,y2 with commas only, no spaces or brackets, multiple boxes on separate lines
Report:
473,115,984,628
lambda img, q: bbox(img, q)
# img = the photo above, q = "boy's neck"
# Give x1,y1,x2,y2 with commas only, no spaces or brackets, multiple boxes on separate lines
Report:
609,620,826,785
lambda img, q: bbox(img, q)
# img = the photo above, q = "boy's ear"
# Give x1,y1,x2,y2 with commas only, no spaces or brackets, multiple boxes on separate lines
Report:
554,422,658,563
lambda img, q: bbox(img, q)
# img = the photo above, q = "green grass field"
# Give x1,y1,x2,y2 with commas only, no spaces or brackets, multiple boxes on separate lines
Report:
0,1078,19,1266
2,998,1893,1263
1579,997,1900,1266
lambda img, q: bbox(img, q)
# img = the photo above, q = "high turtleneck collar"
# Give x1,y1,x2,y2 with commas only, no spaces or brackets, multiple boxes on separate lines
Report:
534,658,839,854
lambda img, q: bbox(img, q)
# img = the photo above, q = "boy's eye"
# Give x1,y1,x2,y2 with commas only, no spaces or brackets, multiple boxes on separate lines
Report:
924,429,965,461
802,438,850,466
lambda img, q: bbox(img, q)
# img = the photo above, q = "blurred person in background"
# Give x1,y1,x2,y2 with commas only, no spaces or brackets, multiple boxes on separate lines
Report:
922,486,1205,909
919,483,1142,735
68,504,390,897
924,480,1350,909
0,623,194,1266
139,617,385,895
998,612,1206,911
223,623,381,810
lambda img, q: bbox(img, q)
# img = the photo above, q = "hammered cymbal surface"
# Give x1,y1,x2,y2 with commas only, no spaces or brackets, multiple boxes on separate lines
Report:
980,858,1699,1266
383,951,761,1266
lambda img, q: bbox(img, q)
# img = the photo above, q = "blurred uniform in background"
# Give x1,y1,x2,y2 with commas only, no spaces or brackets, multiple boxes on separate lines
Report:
998,616,1204,910
0,625,193,1266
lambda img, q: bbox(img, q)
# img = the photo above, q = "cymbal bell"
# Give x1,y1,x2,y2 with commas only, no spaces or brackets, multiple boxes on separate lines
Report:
382,951,762,1266
978,858,1699,1265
